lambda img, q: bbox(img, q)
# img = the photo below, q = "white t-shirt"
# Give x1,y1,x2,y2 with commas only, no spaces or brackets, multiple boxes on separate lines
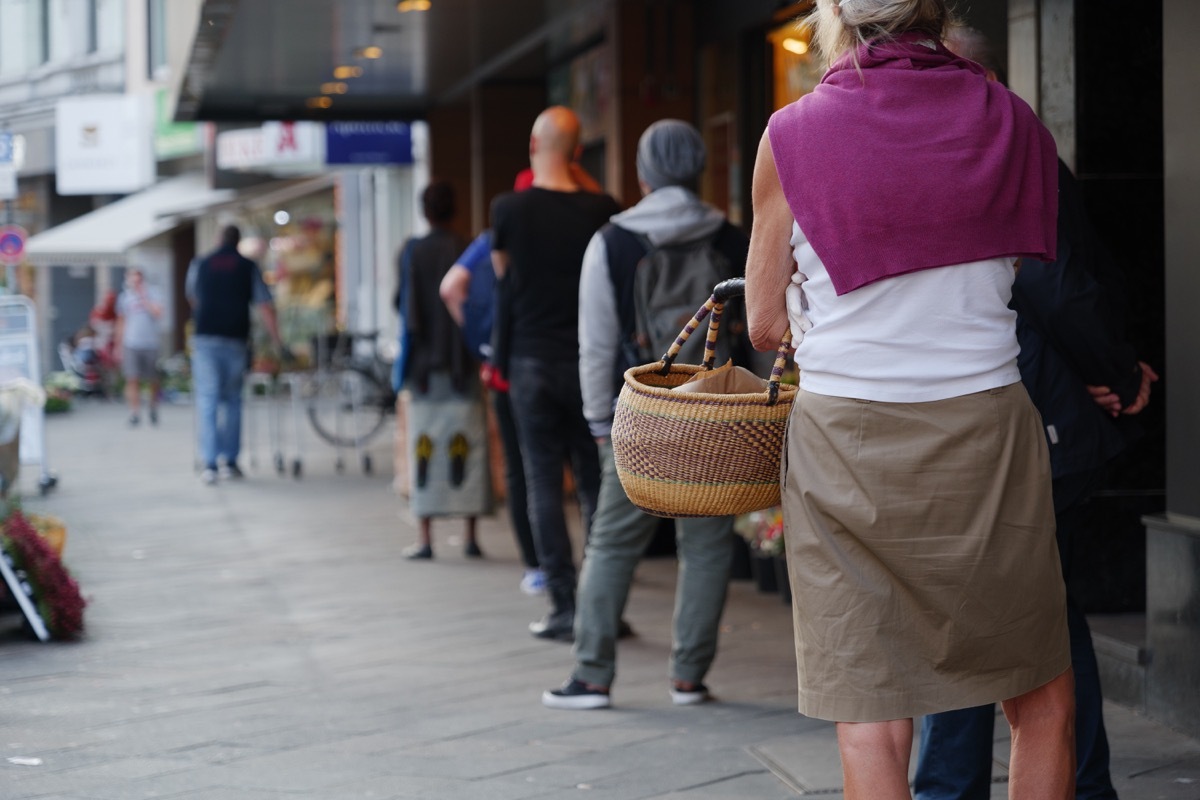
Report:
786,221,1021,403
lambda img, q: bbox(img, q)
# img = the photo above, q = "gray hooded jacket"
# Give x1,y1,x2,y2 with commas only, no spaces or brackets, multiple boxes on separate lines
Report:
577,186,729,439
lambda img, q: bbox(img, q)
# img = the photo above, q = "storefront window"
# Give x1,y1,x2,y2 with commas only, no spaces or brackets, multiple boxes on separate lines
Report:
0,0,47,75
250,195,338,367
767,15,823,110
147,0,167,79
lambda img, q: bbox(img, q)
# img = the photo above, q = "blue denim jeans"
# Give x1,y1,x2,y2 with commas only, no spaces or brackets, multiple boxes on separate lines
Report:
192,336,248,470
505,355,601,607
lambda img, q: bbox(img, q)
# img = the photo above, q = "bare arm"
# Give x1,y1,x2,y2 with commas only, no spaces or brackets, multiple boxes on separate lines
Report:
113,315,125,359
745,129,796,352
439,264,472,326
491,249,510,279
257,302,283,348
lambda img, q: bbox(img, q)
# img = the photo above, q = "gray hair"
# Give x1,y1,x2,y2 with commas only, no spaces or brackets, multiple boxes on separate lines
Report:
636,119,707,192
809,0,956,67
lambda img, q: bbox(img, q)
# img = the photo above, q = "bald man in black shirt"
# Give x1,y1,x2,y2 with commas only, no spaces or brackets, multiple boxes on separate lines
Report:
491,106,622,641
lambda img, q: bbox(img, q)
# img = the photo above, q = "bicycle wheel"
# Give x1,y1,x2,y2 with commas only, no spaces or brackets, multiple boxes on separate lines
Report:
304,366,388,448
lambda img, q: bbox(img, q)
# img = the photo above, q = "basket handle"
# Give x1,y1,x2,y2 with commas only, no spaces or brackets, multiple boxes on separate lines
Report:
655,278,793,406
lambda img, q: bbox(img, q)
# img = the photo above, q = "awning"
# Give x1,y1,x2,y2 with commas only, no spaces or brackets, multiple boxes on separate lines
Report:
166,174,337,221
23,173,235,266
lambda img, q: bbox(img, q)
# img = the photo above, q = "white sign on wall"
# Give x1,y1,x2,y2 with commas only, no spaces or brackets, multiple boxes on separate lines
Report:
216,122,324,172
55,95,155,195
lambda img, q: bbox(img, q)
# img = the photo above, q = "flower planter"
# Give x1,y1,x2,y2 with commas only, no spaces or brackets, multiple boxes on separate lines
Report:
27,514,67,559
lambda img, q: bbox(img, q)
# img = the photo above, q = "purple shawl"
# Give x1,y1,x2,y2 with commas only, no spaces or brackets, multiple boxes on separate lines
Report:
767,33,1058,295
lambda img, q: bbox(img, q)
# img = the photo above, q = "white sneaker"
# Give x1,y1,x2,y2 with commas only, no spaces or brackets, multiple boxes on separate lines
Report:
542,678,611,710
219,463,245,480
669,682,711,706
200,468,218,486
520,569,547,596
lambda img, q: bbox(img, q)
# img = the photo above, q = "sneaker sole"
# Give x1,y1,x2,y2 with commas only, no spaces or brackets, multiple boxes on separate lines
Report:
541,690,610,710
669,690,711,706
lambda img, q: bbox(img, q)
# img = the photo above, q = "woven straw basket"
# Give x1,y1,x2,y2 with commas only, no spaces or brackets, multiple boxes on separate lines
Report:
611,278,796,518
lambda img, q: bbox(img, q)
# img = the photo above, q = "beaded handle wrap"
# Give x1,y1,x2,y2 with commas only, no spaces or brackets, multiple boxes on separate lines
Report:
653,278,792,406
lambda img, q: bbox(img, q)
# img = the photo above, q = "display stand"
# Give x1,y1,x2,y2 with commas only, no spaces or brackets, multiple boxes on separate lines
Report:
0,544,51,641
0,296,55,495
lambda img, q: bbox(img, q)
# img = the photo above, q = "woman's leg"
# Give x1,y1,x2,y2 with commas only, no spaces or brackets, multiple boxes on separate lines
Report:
1002,668,1075,800
837,719,914,800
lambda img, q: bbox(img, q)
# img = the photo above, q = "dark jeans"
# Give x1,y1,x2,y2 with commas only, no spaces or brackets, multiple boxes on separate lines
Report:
506,355,601,605
914,471,1118,800
491,388,539,569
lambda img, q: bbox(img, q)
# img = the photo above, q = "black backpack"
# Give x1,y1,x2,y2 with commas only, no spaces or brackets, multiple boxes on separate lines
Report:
602,223,743,374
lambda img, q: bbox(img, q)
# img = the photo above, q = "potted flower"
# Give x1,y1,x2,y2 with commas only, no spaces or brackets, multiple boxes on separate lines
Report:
734,507,787,600
0,507,86,640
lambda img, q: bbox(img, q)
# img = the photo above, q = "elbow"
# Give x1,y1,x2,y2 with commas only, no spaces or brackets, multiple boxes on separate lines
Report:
747,308,784,352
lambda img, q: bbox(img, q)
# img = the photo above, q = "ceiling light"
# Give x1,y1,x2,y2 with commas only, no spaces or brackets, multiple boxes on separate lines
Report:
782,38,809,55
333,65,363,79
306,97,333,109
320,82,349,95
359,45,383,59
397,0,431,11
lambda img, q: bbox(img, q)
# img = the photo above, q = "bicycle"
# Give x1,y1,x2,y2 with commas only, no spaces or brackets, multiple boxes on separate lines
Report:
300,330,395,472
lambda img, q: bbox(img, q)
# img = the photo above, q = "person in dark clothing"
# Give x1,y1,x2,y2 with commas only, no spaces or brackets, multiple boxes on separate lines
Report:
914,28,1158,800
395,180,490,560
187,225,285,485
490,106,622,641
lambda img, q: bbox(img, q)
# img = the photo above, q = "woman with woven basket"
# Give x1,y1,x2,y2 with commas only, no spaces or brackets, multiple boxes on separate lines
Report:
745,1,1074,798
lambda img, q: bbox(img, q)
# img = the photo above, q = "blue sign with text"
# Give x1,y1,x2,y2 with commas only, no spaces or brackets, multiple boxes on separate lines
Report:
0,133,13,165
325,122,413,166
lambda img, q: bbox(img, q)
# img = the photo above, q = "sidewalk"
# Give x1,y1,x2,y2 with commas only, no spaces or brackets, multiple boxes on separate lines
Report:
1,397,1197,799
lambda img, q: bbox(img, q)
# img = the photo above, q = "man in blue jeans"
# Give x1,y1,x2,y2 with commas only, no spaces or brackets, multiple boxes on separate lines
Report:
915,27,1158,800
186,225,285,486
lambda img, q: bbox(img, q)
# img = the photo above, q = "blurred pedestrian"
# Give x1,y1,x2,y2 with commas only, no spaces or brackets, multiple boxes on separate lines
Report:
115,268,165,426
395,179,491,560
543,119,748,710
187,225,285,485
490,106,621,640
745,1,1074,797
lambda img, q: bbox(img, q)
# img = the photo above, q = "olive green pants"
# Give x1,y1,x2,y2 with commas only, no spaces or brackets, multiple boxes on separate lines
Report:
572,442,734,688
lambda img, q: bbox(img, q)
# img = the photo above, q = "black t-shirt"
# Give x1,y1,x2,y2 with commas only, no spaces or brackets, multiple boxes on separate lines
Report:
491,187,621,364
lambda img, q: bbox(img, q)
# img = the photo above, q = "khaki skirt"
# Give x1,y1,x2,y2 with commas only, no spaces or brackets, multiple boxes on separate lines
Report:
782,383,1070,722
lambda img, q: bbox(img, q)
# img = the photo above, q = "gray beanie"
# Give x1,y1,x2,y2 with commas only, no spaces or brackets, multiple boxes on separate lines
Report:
636,119,707,191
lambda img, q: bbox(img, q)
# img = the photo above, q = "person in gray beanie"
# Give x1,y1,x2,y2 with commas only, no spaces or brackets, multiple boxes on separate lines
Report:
542,119,751,710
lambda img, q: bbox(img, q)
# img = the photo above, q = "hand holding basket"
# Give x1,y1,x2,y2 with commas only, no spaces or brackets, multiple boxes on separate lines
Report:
611,278,796,518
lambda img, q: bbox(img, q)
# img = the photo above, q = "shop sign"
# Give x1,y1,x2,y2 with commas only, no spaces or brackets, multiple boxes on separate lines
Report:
55,95,155,196
325,122,413,165
217,122,324,171
154,89,202,160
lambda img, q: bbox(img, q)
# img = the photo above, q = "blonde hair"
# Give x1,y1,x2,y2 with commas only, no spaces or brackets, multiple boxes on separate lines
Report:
809,0,956,67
